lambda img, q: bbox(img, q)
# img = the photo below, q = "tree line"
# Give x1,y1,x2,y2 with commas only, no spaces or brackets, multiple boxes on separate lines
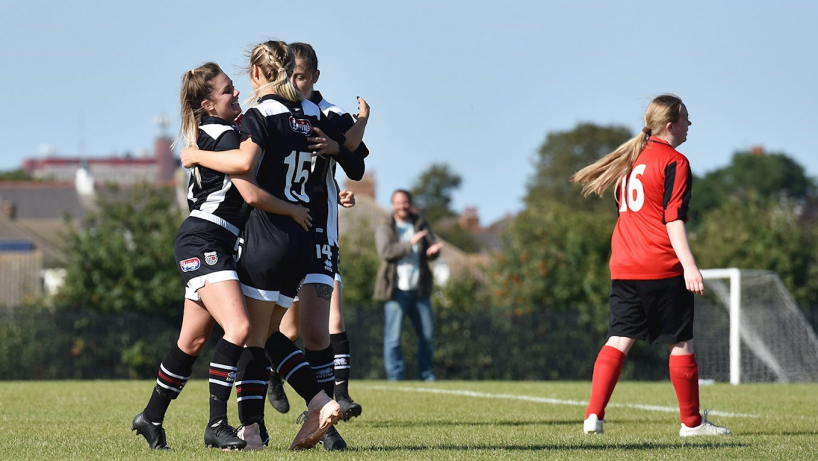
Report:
22,122,817,380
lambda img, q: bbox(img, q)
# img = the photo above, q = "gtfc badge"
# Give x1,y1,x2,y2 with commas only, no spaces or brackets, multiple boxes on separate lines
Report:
204,251,218,266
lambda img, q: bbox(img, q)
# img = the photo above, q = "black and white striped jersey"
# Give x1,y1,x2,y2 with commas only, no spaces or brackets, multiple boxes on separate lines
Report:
186,116,249,231
307,91,368,246
240,94,357,211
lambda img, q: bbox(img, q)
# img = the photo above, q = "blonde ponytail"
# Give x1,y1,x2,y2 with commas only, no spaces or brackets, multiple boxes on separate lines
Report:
571,94,685,197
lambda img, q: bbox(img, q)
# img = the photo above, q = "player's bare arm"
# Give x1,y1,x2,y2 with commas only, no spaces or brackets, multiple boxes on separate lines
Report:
181,138,262,174
231,173,312,231
666,220,704,296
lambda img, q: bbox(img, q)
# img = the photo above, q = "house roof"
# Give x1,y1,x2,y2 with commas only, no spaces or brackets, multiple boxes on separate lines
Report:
0,182,88,265
0,182,85,220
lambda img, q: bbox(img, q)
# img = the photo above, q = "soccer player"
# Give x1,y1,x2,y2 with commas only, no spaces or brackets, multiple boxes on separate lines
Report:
181,40,362,450
272,41,370,451
572,94,731,437
133,62,311,450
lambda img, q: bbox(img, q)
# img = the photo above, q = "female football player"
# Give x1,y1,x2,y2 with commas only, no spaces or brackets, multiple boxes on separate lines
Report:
572,94,731,437
181,40,364,450
271,41,370,451
132,62,310,451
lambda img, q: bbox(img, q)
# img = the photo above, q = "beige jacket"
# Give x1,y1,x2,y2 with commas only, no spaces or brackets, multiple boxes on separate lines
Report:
373,213,439,301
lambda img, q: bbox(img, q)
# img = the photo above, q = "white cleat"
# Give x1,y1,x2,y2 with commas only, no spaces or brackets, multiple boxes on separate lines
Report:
584,413,604,434
680,412,731,437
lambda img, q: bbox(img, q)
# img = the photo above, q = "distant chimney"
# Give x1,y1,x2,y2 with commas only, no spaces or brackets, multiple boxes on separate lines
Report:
459,206,480,232
343,172,376,200
156,136,176,183
1,200,16,220
752,145,765,156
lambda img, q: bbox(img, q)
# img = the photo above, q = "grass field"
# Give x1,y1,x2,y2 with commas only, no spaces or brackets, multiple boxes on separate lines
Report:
0,380,815,460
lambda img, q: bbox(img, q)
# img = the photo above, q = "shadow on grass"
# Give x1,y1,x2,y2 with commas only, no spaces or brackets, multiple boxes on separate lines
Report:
365,419,580,428
731,430,816,437
341,441,747,452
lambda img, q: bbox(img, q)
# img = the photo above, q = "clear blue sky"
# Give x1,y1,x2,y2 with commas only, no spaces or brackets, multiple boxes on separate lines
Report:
2,1,816,224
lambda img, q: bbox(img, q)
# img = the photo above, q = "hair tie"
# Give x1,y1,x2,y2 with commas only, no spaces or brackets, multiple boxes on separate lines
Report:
642,127,652,136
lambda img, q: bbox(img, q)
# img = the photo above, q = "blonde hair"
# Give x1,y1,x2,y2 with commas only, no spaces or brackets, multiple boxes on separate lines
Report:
244,40,302,106
571,94,684,197
174,62,224,150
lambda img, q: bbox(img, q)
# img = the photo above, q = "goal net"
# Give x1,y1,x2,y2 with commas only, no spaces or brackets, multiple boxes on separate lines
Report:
696,269,818,384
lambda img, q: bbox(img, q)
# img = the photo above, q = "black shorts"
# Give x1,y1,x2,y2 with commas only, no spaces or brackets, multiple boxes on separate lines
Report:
174,217,240,301
237,208,313,307
608,275,694,345
303,226,339,287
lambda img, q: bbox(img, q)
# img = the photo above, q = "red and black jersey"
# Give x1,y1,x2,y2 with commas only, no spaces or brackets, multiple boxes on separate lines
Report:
609,137,692,280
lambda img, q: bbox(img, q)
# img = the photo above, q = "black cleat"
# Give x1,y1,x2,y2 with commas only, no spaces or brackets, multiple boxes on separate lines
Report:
337,395,362,421
267,370,290,414
204,420,247,450
321,426,347,451
132,412,171,450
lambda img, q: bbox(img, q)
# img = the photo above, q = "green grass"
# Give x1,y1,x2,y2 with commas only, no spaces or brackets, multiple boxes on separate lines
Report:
0,380,815,460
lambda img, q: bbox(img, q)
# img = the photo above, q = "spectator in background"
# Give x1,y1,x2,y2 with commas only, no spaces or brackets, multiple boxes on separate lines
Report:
375,190,443,381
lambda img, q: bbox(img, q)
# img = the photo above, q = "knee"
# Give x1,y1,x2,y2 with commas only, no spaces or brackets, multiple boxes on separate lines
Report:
178,335,208,356
280,321,299,342
225,319,252,346
669,340,694,355
605,336,635,355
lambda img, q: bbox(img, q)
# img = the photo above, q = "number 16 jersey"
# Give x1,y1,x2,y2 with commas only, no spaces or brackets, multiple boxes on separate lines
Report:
609,137,692,280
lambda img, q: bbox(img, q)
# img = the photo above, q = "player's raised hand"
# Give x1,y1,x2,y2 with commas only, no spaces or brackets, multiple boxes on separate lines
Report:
308,127,340,156
354,96,369,121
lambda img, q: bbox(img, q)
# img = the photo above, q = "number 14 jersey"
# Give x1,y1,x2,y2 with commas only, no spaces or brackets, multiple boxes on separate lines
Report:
609,138,692,280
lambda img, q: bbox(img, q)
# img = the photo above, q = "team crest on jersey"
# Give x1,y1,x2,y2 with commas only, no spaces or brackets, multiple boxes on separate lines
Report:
324,259,333,272
289,116,312,136
179,257,200,272
204,251,218,265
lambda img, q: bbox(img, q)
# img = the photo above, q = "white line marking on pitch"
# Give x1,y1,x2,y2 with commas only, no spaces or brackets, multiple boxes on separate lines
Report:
360,385,757,418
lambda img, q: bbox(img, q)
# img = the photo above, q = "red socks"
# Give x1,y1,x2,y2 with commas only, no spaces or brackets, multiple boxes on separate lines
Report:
669,353,702,427
586,345,626,420
587,347,702,427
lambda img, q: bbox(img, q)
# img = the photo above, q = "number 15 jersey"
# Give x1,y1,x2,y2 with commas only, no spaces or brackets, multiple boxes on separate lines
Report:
609,137,692,280
241,93,344,206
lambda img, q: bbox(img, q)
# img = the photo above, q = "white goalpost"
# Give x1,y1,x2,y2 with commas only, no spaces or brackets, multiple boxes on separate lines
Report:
698,268,818,384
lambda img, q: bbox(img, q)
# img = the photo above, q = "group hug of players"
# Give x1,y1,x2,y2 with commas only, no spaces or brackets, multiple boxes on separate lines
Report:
132,40,369,451
131,38,732,452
